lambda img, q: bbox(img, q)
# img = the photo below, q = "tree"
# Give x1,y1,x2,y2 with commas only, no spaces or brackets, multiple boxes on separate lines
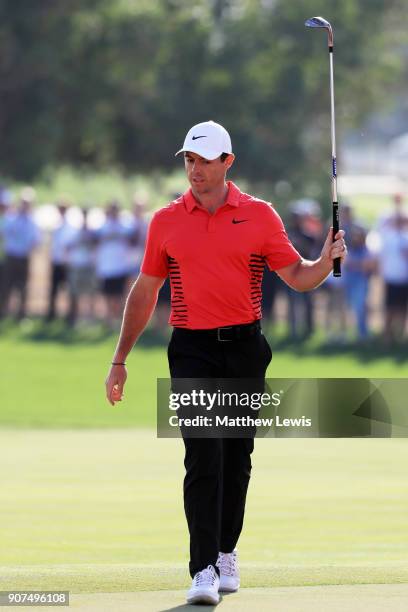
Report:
0,0,404,196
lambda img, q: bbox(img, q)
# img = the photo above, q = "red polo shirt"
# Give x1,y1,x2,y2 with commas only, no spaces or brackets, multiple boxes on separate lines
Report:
141,181,301,329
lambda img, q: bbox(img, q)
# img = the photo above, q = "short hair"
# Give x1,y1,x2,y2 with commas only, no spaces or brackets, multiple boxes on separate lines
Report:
220,153,229,162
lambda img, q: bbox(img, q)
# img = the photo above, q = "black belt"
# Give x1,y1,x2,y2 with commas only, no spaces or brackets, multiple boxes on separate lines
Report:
173,320,261,342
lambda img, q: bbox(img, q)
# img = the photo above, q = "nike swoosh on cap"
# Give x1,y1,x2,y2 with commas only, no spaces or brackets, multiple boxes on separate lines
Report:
232,219,249,224
191,135,207,140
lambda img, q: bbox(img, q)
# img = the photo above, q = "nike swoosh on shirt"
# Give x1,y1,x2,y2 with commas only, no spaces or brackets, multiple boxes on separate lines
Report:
232,219,249,224
191,135,207,140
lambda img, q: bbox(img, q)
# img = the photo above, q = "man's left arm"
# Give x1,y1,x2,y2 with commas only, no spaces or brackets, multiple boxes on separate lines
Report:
276,228,347,292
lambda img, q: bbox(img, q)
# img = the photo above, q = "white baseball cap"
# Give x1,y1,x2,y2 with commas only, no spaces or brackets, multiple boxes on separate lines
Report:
175,120,232,160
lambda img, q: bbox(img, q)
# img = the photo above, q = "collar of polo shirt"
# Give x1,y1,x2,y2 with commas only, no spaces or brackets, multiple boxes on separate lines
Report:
183,181,241,213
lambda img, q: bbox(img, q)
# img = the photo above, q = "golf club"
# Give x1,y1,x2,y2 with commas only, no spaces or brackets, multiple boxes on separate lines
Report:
305,16,341,277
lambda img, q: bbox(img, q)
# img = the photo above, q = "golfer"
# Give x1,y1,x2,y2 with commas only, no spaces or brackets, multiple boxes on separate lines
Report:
105,120,347,605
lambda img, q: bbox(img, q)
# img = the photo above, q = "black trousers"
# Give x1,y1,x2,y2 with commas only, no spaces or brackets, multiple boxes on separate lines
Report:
167,325,272,578
0,255,29,319
47,263,68,320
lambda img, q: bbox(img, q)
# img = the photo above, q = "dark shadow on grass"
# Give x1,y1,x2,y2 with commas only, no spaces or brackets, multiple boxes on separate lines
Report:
7,320,113,346
0,318,169,347
310,339,408,364
158,594,225,611
1,318,407,360
137,327,171,348
268,332,408,365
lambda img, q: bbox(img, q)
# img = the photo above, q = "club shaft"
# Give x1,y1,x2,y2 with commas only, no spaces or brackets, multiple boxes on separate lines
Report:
329,46,341,276
329,50,337,202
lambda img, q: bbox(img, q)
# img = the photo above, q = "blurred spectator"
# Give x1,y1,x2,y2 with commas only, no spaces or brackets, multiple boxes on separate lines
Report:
66,208,97,326
261,270,284,324
285,200,322,339
46,201,74,321
340,201,357,237
0,189,41,320
377,214,408,344
126,198,148,290
377,193,408,230
343,223,377,341
0,187,12,290
296,198,323,239
337,202,370,342
321,202,362,344
94,201,132,329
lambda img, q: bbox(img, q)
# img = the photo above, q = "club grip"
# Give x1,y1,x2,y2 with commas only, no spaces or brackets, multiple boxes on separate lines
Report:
332,202,341,277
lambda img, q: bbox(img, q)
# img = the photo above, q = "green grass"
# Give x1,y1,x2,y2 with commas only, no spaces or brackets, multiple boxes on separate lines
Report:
0,320,406,428
0,322,168,428
0,430,407,591
1,321,406,594
8,166,189,211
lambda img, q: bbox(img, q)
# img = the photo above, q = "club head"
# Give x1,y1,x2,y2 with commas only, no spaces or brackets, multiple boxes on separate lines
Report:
305,16,333,46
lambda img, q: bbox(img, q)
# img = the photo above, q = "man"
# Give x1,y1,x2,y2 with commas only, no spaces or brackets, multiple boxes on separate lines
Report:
66,208,97,326
105,121,347,605
95,201,132,329
0,189,41,320
377,213,408,344
377,193,408,230
125,198,149,289
285,200,322,340
321,202,356,344
46,201,74,322
0,187,12,292
343,222,376,341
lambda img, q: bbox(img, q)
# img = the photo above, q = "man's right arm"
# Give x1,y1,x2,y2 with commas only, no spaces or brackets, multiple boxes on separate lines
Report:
105,272,166,405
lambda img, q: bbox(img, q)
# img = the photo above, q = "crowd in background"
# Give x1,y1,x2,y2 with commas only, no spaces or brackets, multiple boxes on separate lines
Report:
0,187,149,331
262,194,408,345
0,186,407,345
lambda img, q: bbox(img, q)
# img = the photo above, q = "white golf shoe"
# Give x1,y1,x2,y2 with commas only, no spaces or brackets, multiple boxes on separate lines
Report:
216,549,240,592
186,564,220,605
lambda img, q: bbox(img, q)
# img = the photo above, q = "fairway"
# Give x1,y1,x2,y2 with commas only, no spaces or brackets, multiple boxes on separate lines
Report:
1,329,407,610
1,430,408,605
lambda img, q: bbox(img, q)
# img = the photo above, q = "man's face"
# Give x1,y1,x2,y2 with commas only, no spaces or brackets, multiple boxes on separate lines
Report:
107,203,119,220
393,194,403,209
20,199,31,214
184,152,234,195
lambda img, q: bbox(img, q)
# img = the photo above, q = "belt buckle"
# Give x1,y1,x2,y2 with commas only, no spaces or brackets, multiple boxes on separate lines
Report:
217,326,233,342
